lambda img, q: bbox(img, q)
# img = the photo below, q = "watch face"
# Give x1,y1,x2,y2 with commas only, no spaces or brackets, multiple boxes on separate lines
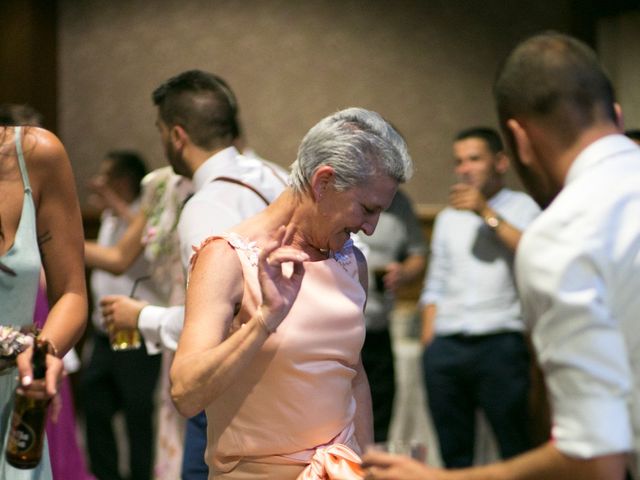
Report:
486,215,500,229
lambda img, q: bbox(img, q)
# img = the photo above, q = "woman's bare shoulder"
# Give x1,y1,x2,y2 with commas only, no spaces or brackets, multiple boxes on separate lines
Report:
21,127,69,169
189,234,243,277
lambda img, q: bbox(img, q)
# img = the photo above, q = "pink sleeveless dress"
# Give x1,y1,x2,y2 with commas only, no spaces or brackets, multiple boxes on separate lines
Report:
199,233,366,479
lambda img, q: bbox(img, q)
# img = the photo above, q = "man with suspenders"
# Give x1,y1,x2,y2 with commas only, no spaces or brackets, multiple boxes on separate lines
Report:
101,70,288,479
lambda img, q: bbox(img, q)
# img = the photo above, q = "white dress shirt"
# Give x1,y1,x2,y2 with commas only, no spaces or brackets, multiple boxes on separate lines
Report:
138,147,288,353
420,188,540,335
90,201,163,334
516,134,640,475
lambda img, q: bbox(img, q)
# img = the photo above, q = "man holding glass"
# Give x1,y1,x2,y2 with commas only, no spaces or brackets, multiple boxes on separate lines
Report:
81,150,162,480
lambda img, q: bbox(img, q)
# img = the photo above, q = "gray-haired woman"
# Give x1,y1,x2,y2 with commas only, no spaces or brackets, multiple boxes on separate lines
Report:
171,108,412,479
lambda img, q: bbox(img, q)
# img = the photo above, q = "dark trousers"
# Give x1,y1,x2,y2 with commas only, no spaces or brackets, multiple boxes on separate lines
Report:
80,333,161,480
361,328,396,442
423,332,531,468
181,411,209,480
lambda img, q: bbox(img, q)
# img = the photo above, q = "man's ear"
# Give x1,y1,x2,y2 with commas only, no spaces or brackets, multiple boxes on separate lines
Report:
310,165,335,201
495,151,510,174
170,124,188,149
507,119,535,167
614,102,624,131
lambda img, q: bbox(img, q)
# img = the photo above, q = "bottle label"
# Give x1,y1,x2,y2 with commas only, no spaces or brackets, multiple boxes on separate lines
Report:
8,418,36,453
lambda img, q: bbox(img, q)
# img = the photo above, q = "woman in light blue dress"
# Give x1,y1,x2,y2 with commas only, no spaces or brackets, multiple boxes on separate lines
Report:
0,126,87,479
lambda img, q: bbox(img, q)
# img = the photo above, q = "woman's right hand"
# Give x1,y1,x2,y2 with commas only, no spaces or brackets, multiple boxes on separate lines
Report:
16,346,63,401
256,225,309,332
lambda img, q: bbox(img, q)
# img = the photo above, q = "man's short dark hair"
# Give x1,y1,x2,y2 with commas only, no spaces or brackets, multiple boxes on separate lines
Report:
494,31,616,147
454,127,504,154
625,129,640,142
152,70,239,150
105,150,148,197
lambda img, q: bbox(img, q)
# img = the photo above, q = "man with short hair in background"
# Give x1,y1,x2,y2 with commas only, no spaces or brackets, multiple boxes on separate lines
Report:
100,70,288,480
82,150,162,480
419,127,539,469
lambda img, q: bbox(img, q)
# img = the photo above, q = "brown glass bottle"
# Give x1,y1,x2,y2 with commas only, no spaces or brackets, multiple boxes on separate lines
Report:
5,339,51,469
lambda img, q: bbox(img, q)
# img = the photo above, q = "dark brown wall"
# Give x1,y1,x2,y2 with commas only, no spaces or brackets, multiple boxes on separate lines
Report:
0,1,57,131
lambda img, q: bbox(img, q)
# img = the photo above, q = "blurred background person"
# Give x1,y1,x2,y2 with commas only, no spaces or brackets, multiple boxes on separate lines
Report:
80,150,163,480
419,127,540,467
356,188,427,442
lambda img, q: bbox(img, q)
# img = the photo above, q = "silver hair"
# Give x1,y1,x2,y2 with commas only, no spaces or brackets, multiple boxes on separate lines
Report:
289,107,413,193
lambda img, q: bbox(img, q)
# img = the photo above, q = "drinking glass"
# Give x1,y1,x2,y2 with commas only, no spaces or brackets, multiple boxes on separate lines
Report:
366,440,427,463
109,275,150,351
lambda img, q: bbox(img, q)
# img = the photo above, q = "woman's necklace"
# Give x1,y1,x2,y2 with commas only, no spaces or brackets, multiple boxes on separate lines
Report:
303,242,330,261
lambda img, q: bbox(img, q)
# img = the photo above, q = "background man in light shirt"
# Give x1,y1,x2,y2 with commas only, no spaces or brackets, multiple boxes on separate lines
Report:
101,70,287,480
363,31,640,480
82,150,162,480
419,127,539,467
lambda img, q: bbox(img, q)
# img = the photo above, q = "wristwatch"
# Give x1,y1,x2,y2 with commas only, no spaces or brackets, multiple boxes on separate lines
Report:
483,212,503,231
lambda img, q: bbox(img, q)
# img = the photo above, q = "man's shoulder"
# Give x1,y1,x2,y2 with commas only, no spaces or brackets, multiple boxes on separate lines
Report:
495,188,541,221
499,188,537,205
434,205,468,223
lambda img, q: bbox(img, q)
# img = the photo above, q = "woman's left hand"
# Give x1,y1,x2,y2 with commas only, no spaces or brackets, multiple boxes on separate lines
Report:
257,225,309,332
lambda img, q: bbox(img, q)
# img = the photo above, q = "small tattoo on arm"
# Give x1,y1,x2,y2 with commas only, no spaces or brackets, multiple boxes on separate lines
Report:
38,231,53,247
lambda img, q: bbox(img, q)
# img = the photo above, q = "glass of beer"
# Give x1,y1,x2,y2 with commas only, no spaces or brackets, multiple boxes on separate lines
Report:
108,275,149,351
109,326,141,351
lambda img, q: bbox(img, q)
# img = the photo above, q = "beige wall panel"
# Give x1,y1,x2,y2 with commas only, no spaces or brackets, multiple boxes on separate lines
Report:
59,0,572,207
598,12,640,131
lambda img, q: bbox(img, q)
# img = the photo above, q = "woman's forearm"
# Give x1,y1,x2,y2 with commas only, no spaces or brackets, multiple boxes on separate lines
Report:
170,310,271,417
41,291,87,357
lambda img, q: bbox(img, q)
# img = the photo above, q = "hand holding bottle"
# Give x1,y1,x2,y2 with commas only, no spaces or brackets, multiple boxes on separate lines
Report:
15,340,62,399
6,339,54,469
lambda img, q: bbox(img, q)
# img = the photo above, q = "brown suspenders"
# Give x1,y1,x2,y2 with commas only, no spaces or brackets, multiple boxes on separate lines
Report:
211,176,271,205
210,159,287,206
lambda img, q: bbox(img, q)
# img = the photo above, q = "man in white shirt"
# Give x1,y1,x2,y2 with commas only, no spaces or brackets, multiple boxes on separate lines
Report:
101,70,287,479
363,31,639,480
82,150,163,480
419,127,539,467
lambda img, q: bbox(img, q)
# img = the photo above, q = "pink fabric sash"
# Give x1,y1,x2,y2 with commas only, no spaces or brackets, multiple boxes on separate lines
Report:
297,444,364,480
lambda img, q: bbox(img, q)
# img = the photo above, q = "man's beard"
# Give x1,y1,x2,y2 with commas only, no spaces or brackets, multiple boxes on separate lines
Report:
166,145,190,178
512,158,557,210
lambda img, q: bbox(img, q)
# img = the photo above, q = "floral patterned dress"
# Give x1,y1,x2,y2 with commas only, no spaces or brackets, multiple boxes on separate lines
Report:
139,167,193,480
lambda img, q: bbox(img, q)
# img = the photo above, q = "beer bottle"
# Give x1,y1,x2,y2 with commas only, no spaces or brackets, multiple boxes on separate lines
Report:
5,339,51,469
